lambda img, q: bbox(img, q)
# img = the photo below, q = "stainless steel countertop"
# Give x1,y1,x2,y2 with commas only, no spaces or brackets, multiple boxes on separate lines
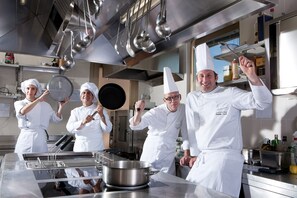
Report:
0,152,232,198
242,165,297,197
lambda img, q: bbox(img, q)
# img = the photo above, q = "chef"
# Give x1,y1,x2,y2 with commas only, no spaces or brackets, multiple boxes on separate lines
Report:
180,43,273,197
66,82,112,152
14,79,68,154
130,67,190,175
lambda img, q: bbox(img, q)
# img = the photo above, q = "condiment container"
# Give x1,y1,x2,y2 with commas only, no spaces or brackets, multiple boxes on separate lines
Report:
5,52,14,64
223,65,232,81
231,59,240,80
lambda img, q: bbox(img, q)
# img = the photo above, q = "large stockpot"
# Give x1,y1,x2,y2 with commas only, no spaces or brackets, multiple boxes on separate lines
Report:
102,160,151,187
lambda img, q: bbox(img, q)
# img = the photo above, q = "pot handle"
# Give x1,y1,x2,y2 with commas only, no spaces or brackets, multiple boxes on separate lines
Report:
146,169,159,176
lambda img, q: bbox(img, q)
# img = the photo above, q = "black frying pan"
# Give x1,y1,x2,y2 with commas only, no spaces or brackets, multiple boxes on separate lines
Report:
99,83,126,110
47,75,73,102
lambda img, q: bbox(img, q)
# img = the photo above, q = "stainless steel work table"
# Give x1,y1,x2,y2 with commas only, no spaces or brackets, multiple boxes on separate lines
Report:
242,165,297,197
0,152,231,198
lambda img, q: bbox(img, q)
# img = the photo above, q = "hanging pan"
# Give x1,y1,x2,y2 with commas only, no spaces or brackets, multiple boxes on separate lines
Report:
98,83,126,110
47,75,73,102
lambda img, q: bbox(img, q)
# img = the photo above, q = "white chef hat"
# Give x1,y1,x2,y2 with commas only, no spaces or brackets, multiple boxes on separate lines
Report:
21,79,43,97
163,67,179,94
195,43,215,73
80,82,99,103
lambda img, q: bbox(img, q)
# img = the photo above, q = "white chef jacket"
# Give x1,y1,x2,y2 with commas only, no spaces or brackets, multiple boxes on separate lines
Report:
14,98,62,154
129,103,189,175
66,104,112,152
185,81,272,197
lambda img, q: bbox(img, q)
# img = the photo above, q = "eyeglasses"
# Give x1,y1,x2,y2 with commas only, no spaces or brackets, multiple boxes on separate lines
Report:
164,94,181,102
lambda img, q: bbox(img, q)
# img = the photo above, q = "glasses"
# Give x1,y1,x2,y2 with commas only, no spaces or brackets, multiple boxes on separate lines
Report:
164,94,181,102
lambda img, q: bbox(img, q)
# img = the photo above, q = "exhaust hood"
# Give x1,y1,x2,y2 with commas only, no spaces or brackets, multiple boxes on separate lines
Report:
103,47,183,86
0,0,277,82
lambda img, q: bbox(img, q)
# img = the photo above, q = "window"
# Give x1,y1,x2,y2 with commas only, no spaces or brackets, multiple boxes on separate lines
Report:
210,38,239,82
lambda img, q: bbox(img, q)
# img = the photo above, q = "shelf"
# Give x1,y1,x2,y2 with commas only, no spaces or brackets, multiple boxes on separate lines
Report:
20,65,61,74
214,41,265,62
0,63,19,68
219,76,248,86
0,63,61,74
0,94,18,99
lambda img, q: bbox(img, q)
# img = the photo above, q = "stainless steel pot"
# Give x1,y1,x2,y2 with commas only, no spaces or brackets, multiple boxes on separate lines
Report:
102,160,151,187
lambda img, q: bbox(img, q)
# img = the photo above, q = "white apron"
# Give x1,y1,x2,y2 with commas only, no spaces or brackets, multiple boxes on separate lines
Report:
14,128,48,154
140,135,176,175
186,149,244,197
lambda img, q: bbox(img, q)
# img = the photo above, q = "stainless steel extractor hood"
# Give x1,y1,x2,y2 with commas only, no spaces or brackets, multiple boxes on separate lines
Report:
0,0,277,75
103,47,183,86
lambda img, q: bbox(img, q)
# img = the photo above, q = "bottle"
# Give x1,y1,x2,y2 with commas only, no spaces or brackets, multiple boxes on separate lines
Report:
291,132,297,165
5,52,14,64
271,134,280,151
223,65,232,81
231,59,240,80
280,135,289,152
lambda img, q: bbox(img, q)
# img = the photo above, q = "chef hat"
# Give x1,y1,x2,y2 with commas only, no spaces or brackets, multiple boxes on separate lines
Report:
195,43,215,73
163,67,179,94
21,79,43,97
80,82,99,103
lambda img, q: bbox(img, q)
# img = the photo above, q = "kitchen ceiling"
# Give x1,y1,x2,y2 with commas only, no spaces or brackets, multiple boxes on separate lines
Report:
0,0,277,68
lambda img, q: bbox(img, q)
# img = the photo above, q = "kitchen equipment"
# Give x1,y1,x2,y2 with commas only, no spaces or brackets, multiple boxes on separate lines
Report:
102,160,151,187
61,30,76,70
47,75,73,102
219,42,239,57
114,21,121,54
140,0,156,53
242,148,260,165
133,0,145,50
125,6,135,57
98,83,126,110
155,0,171,40
260,150,291,171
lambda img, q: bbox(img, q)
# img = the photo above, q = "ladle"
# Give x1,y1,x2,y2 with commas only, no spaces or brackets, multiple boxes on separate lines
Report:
95,0,103,19
155,0,171,40
114,21,121,54
140,0,156,53
133,0,144,49
88,0,99,15
125,6,135,57
61,30,75,71
80,0,96,48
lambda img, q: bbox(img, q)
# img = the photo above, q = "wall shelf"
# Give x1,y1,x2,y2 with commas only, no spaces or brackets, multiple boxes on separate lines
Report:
20,65,61,74
0,95,18,99
0,63,61,74
214,41,265,62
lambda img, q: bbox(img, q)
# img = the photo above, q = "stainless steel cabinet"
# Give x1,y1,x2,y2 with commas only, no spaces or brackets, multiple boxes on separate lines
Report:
267,10,297,95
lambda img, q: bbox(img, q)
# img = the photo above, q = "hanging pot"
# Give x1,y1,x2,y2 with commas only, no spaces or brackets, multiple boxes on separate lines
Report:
47,75,73,102
98,83,126,110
